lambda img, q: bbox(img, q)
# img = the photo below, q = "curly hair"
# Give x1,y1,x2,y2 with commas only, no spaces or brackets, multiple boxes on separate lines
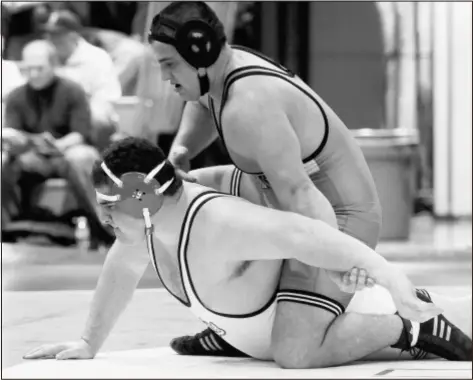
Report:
91,137,182,196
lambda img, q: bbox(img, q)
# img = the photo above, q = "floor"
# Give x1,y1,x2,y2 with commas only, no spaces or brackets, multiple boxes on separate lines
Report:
1,215,472,377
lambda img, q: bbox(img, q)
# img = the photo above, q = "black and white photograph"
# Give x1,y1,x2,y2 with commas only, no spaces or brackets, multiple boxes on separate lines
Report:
1,1,472,378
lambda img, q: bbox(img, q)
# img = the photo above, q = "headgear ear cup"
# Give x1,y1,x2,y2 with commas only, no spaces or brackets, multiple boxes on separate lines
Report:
95,160,176,220
176,20,221,68
148,16,224,95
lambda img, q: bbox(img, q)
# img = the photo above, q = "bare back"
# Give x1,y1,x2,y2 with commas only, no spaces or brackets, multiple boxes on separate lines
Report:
151,183,281,315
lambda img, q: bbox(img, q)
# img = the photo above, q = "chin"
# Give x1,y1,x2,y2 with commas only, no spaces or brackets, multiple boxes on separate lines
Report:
179,91,200,102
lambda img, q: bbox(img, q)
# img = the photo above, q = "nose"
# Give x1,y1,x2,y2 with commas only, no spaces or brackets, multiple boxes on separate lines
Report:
99,209,113,226
160,67,172,83
29,68,41,79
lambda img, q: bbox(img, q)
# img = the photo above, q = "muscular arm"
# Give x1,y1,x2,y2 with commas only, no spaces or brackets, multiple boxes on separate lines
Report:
216,198,394,290
223,89,337,228
170,98,219,159
81,239,150,355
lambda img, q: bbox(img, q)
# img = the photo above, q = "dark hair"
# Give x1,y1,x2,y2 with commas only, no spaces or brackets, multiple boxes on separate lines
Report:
150,1,227,45
91,137,182,195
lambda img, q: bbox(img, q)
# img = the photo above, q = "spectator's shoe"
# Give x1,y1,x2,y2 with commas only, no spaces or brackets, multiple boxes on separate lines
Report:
170,328,250,357
392,289,472,361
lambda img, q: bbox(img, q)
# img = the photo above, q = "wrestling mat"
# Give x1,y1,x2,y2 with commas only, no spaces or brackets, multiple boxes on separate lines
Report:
3,347,472,379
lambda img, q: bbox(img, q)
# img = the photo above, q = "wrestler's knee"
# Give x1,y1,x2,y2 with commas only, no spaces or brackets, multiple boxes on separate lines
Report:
272,333,331,369
271,303,333,369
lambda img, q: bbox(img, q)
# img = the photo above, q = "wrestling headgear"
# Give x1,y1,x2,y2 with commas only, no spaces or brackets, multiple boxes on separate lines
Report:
148,14,225,96
95,160,175,231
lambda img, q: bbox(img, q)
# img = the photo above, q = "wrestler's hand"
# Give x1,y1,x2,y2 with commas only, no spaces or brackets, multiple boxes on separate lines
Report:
23,339,95,360
168,145,197,183
327,267,376,293
386,267,443,323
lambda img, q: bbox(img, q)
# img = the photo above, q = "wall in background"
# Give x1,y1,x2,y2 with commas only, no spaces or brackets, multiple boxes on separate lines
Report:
308,2,386,130
433,2,472,217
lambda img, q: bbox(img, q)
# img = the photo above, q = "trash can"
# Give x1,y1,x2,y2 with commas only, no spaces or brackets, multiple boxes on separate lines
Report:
353,128,420,240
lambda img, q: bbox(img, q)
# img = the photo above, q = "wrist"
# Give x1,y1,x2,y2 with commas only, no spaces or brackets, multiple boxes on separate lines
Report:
373,265,396,289
170,143,188,155
81,335,99,355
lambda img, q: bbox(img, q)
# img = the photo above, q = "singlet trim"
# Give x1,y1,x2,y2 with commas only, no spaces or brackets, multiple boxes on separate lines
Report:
147,191,218,307
209,48,329,176
146,226,190,307
180,191,278,319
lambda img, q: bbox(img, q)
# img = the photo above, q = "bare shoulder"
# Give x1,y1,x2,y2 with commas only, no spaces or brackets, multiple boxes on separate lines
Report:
203,194,296,236
222,77,286,139
224,76,282,116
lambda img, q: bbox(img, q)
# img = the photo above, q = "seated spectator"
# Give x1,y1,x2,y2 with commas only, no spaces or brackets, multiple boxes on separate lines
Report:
81,27,147,96
42,10,122,150
2,39,114,246
2,1,147,96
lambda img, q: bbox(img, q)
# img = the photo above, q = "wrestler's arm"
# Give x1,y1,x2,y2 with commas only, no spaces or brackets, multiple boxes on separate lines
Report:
170,97,219,160
80,239,150,355
24,239,150,359
216,198,443,323
217,198,393,289
222,88,337,228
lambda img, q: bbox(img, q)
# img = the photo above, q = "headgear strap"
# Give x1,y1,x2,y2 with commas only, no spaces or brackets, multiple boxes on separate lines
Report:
95,160,175,224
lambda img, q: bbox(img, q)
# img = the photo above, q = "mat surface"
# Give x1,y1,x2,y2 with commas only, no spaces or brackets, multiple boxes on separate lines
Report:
3,347,472,379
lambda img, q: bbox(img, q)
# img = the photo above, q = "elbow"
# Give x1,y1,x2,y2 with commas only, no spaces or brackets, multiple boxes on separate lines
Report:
284,183,338,228
284,216,316,262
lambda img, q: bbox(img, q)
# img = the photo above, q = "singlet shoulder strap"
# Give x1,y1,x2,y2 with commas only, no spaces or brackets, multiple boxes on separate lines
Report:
210,46,295,132
211,47,330,165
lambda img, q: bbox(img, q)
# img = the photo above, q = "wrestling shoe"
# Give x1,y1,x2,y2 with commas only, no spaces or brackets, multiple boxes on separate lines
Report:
392,288,472,361
170,328,250,357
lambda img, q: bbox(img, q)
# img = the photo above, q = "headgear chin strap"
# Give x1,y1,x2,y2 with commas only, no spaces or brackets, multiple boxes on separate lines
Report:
96,160,175,235
148,16,224,96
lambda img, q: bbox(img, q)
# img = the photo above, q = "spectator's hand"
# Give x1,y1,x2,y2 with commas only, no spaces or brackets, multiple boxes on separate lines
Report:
168,146,197,183
1,128,31,155
30,132,62,156
327,267,376,293
24,339,95,360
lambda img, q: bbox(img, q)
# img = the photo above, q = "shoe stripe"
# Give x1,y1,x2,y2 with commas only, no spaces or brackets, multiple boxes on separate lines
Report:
209,334,224,351
199,337,212,351
410,321,420,347
419,350,429,360
439,319,445,339
432,316,438,337
445,325,452,341
204,335,218,351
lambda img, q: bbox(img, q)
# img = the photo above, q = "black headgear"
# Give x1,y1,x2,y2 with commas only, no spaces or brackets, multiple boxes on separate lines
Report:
148,16,225,96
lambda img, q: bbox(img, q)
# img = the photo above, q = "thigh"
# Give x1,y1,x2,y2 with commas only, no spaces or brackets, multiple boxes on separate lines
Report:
63,144,100,171
18,152,56,179
273,210,382,352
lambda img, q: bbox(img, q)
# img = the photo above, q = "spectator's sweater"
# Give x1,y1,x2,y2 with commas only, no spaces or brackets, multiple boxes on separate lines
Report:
5,75,92,143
